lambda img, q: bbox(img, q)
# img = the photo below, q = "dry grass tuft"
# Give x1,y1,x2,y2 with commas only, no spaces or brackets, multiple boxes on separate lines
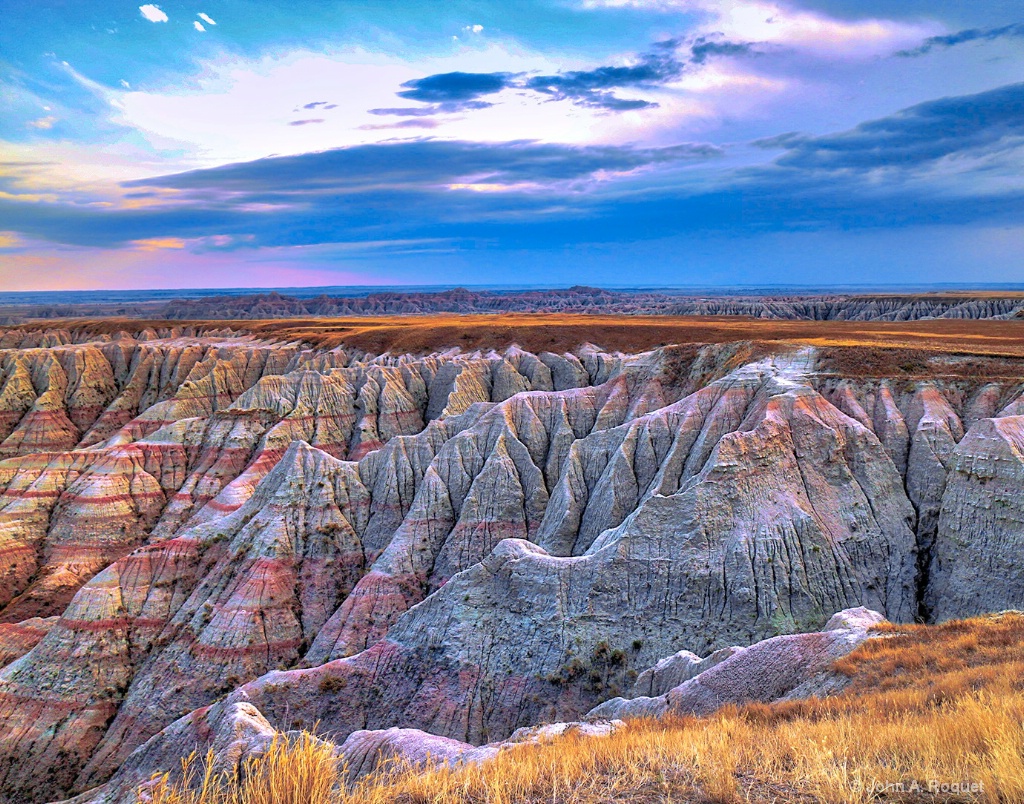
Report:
145,732,338,804
146,614,1024,804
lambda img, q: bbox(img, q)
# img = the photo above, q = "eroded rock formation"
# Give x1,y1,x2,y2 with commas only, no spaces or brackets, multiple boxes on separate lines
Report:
0,326,1019,803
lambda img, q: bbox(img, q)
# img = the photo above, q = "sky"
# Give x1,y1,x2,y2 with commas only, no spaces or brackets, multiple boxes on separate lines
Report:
1,0,1023,290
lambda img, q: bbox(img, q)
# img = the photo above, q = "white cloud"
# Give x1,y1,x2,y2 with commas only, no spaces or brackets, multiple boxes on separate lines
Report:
27,116,57,130
198,12,217,25
139,4,168,23
464,24,484,34
194,20,206,31
120,79,131,89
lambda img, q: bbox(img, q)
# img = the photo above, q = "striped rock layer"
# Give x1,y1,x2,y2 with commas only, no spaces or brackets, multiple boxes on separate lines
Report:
0,331,1018,802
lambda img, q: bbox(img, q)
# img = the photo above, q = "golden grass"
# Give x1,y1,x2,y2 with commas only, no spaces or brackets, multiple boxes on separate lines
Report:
15,313,1024,359
145,614,1024,804
144,732,337,804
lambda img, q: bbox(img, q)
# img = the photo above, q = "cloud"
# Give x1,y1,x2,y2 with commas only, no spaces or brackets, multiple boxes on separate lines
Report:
464,24,484,34
374,36,760,118
369,101,494,117
767,82,1024,171
129,139,720,195
688,37,758,64
359,119,441,130
896,23,1024,57
302,101,337,110
368,71,517,116
27,116,57,130
524,52,682,109
396,71,515,104
579,0,931,57
194,21,206,32
197,12,216,25
375,55,681,116
7,84,1024,260
139,4,168,23
132,237,186,250
0,139,720,249
289,118,325,126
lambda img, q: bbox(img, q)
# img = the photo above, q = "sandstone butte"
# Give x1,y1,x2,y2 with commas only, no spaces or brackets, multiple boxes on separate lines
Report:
0,318,1020,802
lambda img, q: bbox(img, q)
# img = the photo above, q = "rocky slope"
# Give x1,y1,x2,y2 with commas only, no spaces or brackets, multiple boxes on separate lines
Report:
83,606,883,803
0,326,1019,802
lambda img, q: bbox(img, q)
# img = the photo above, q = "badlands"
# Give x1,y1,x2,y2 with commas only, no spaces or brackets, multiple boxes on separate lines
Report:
0,312,1022,802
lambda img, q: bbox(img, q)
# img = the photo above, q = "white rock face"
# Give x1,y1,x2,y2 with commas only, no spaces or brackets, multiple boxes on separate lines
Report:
928,416,1024,620
825,606,886,631
589,607,883,721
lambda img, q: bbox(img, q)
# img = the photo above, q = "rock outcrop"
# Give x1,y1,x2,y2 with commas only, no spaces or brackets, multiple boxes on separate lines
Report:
588,606,881,720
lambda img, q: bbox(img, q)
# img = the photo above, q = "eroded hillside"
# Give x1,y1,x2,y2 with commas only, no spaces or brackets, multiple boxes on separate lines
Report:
0,320,1021,803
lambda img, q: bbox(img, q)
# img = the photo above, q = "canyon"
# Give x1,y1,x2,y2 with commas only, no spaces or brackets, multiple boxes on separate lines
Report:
0,315,1021,802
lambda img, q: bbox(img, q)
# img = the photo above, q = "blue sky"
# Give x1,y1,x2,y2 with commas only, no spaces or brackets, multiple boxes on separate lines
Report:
0,0,1022,290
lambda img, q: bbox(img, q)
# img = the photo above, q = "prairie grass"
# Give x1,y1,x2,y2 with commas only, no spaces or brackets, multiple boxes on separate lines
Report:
146,614,1024,804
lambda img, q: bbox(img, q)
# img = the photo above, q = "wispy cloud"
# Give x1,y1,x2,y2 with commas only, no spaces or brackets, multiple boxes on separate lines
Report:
133,236,186,250
897,23,1024,57
194,21,206,32
139,4,168,23
523,52,683,110
197,12,216,26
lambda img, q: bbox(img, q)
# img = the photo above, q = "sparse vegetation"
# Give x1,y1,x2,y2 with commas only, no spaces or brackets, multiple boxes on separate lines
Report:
545,640,634,696
145,613,1024,803
318,674,347,693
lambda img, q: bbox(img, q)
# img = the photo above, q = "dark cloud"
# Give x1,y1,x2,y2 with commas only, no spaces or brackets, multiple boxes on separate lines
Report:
523,53,681,110
770,82,1024,170
897,22,1024,56
396,71,516,104
689,37,758,64
301,101,337,110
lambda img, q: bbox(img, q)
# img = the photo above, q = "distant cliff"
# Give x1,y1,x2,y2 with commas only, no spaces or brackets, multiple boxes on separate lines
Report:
4,287,1024,323
159,288,1024,320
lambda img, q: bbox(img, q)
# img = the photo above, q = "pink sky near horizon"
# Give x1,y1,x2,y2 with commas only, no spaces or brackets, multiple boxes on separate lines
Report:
0,243,396,292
